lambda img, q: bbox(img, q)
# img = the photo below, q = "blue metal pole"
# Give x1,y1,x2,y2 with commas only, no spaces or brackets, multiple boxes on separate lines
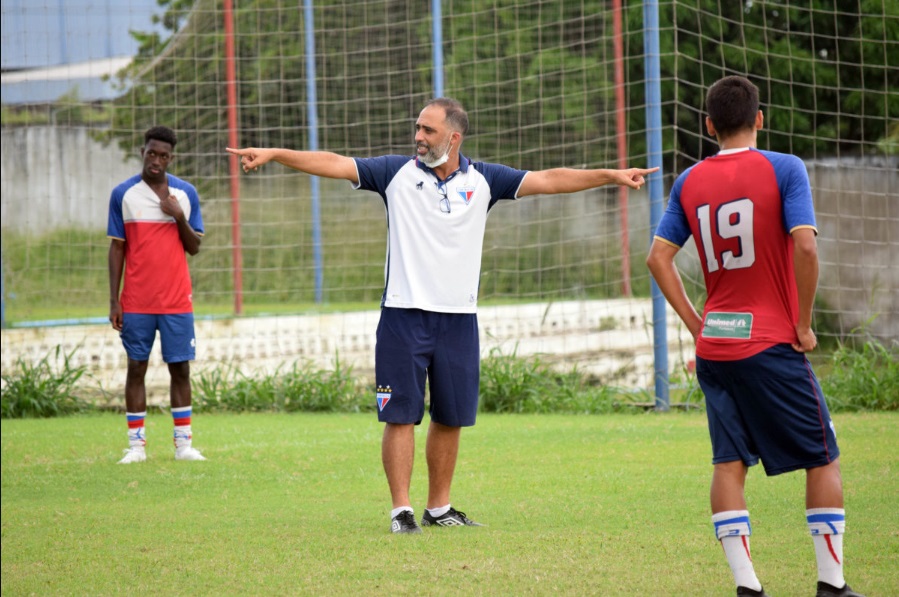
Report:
1,256,6,329
304,0,323,303
643,0,669,410
432,0,444,97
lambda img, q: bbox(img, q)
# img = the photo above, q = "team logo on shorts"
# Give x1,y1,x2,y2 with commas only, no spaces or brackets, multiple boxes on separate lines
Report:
456,187,475,205
376,385,392,411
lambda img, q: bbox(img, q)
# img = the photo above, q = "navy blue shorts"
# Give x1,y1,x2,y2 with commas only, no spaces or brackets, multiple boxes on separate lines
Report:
697,343,840,476
374,308,480,427
121,313,196,363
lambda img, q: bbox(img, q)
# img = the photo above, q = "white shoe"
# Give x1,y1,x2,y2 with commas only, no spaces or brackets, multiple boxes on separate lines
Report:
175,446,207,461
118,446,146,464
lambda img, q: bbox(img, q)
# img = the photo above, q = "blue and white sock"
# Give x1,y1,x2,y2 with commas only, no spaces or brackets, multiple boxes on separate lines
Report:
171,406,193,449
712,510,762,592
807,508,846,588
125,411,147,448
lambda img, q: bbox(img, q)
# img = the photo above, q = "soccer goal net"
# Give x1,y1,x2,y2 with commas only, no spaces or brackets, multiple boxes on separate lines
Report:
1,0,896,395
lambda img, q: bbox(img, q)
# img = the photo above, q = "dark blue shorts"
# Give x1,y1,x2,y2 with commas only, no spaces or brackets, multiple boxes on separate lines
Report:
374,308,480,427
697,343,840,476
121,313,196,363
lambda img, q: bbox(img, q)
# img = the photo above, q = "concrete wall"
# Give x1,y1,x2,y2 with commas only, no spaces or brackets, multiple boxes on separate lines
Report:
1,126,138,232
810,158,899,340
0,299,693,403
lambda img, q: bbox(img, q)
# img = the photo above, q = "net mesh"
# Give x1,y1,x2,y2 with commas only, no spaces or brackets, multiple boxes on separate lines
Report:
1,0,896,391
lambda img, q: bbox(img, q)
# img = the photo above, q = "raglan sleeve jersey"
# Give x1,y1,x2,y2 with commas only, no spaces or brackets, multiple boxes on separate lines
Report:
107,173,204,314
353,155,527,313
653,148,816,360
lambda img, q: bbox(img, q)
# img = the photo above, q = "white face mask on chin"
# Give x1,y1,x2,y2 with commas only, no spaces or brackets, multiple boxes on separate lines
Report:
422,150,450,169
421,136,453,169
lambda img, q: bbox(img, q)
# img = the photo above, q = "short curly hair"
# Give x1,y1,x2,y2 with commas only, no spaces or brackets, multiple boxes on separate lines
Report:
144,125,177,148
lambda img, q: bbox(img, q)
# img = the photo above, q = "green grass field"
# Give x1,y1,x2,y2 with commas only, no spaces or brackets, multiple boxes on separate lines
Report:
2,412,896,596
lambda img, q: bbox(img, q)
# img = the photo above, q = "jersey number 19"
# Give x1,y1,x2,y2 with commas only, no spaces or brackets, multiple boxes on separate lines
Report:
696,198,756,273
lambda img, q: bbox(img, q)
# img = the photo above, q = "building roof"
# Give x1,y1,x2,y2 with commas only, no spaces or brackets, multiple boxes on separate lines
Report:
1,0,164,104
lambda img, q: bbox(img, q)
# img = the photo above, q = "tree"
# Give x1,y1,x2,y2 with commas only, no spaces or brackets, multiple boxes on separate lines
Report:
622,0,899,172
101,0,897,178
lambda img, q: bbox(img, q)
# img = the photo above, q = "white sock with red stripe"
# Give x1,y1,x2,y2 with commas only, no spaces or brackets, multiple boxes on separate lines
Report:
807,508,846,588
171,406,193,449
713,510,762,592
125,411,147,448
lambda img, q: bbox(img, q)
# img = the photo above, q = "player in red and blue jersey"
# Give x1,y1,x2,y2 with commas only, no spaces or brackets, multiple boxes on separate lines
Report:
108,126,207,464
647,76,863,597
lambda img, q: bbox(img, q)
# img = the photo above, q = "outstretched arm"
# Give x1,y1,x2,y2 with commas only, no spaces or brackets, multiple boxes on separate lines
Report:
646,238,703,341
517,166,658,197
226,147,358,183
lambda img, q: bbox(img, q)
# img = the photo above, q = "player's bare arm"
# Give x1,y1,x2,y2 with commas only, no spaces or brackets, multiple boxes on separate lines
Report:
226,147,359,183
518,166,657,197
108,239,125,331
791,227,819,353
646,238,704,341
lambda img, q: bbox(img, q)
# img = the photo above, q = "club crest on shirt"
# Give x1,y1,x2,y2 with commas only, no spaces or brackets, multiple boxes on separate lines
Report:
456,187,475,204
376,385,392,411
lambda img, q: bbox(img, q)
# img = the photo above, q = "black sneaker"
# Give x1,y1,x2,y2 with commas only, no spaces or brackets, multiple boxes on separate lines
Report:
736,586,769,597
390,510,422,534
816,581,866,597
421,507,483,527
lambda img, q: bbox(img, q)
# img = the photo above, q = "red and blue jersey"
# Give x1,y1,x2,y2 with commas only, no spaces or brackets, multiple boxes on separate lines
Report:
654,148,816,360
107,173,204,314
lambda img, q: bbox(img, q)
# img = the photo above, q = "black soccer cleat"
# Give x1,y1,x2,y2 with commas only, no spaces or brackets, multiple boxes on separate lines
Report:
816,581,866,597
421,507,483,527
390,510,422,534
736,586,769,597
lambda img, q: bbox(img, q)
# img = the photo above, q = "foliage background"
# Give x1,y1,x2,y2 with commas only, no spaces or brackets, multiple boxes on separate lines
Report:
103,0,898,175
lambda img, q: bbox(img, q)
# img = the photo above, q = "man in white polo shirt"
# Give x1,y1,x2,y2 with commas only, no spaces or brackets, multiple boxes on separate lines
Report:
227,98,655,534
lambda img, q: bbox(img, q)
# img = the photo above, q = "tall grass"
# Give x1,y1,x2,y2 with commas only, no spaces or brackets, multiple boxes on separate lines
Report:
3,337,896,420
478,346,642,414
194,356,366,413
821,328,899,411
0,346,90,418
